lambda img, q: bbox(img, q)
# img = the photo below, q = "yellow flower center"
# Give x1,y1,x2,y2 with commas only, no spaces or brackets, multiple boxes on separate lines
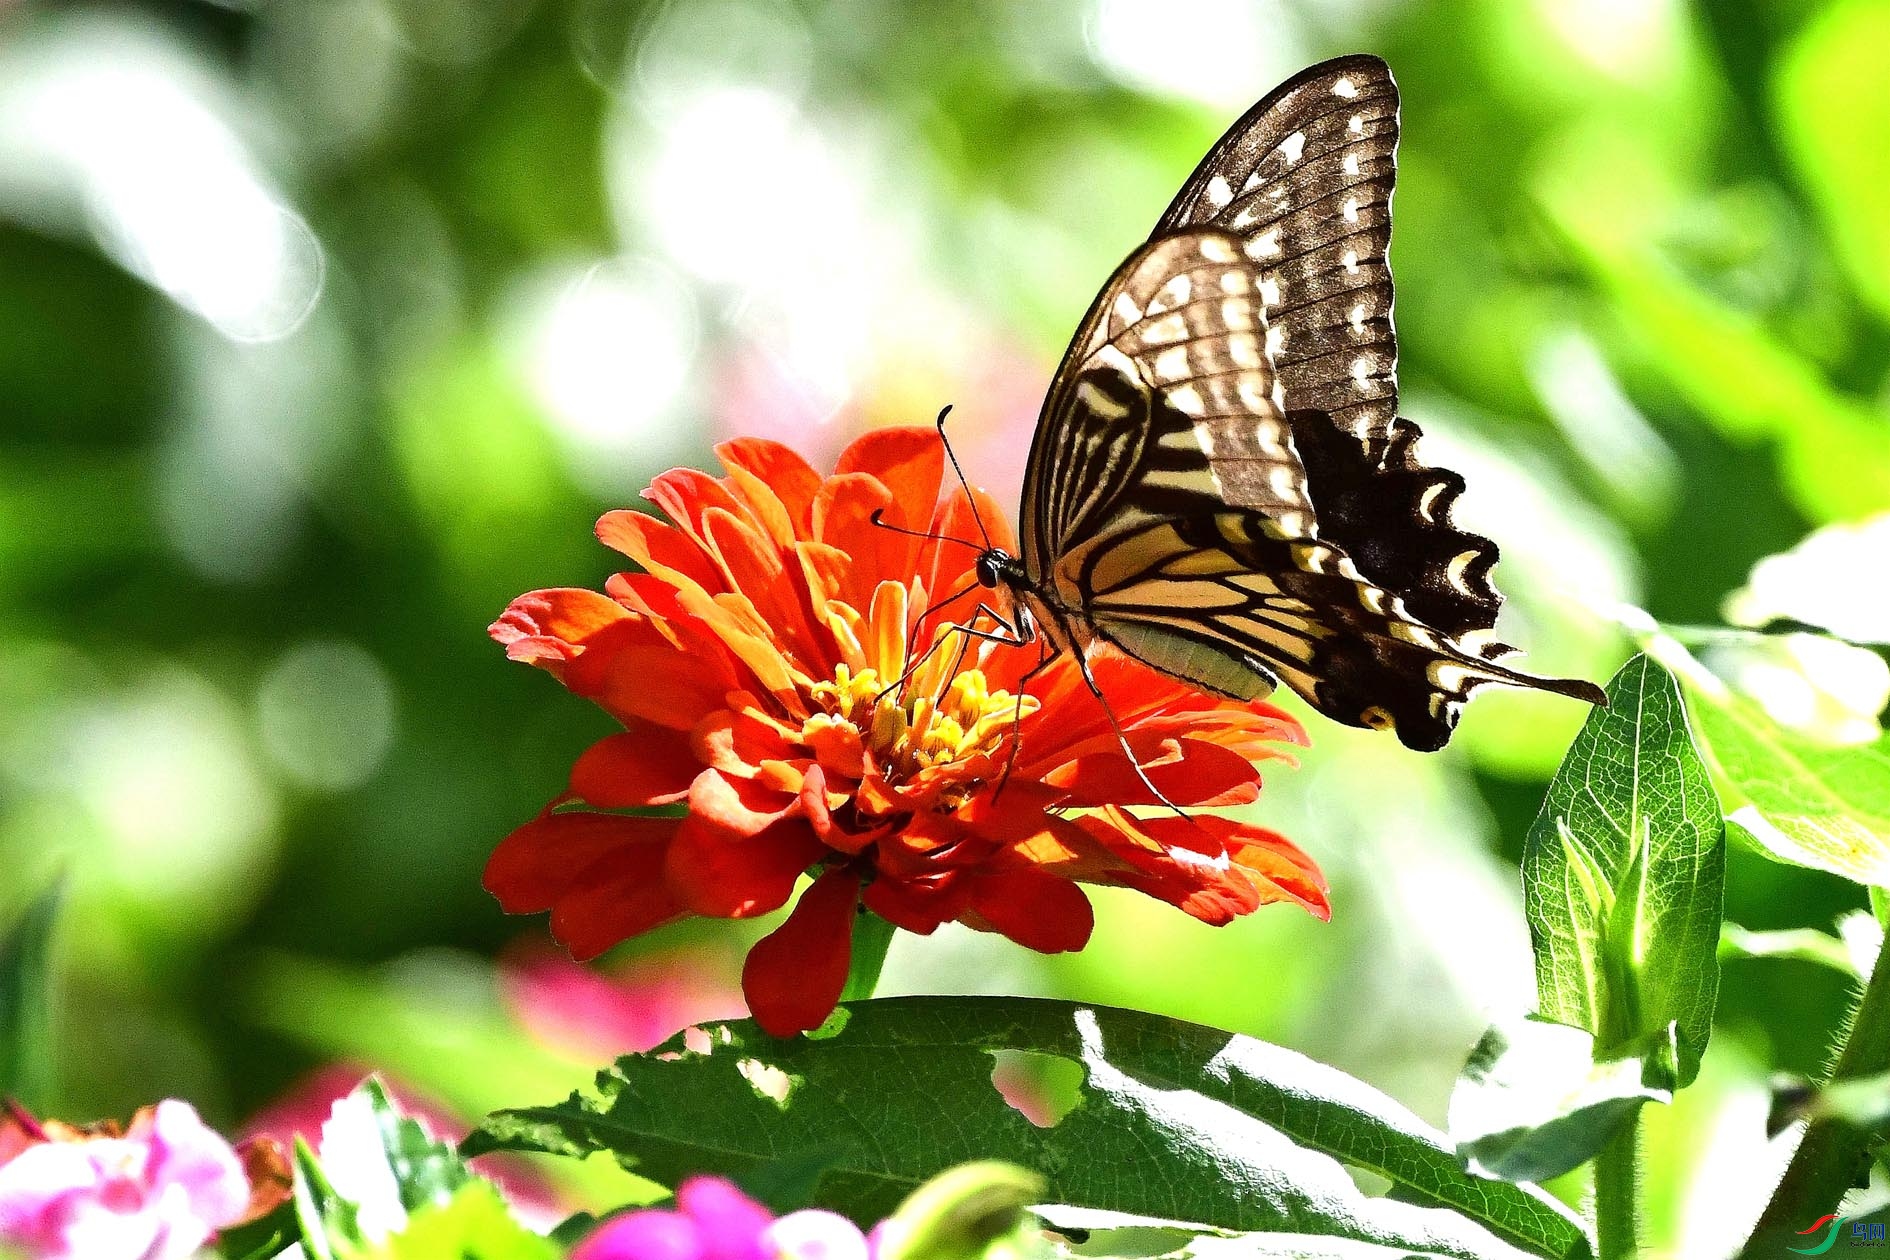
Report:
809,657,1036,783
801,578,1037,794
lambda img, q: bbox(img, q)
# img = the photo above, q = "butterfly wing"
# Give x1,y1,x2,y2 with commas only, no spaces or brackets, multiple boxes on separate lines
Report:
1018,229,1603,750
1155,53,1401,455
1148,52,1592,700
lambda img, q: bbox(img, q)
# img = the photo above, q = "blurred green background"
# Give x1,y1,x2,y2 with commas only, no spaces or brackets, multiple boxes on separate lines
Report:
3,0,1888,1250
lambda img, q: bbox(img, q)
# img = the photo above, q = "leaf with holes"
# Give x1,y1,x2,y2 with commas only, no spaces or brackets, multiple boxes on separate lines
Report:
466,997,1590,1260
1522,656,1724,1086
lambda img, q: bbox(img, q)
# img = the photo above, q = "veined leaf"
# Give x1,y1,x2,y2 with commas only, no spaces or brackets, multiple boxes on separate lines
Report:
467,997,1591,1260
1522,656,1724,1085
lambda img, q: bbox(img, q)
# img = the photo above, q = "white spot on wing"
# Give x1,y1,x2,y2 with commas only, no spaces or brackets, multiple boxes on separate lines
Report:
1349,303,1366,331
1219,270,1249,296
1343,196,1360,223
1348,114,1364,136
1199,236,1237,263
1334,77,1359,98
1153,345,1191,382
1342,250,1360,275
1258,276,1281,306
1168,384,1206,416
1343,152,1360,176
1250,229,1282,259
1279,131,1306,164
1265,326,1285,357
1206,174,1234,208
1113,293,1143,326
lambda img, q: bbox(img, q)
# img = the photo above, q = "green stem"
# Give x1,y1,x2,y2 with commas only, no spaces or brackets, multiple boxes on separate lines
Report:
1741,926,1890,1257
840,911,896,1003
1594,1108,1642,1260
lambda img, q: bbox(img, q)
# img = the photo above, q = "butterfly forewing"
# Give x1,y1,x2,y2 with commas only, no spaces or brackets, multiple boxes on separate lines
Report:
1156,54,1400,457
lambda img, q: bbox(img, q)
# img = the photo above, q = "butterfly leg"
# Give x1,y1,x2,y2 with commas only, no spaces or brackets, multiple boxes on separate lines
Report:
1067,646,1188,818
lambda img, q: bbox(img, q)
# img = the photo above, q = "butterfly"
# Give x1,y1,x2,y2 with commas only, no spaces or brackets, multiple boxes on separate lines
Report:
949,53,1606,752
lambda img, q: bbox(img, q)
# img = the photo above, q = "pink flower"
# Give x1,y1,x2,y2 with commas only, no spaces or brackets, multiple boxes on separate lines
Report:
0,1100,269,1260
574,1176,873,1260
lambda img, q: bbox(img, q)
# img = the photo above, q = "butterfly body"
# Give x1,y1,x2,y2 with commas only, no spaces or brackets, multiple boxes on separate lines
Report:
976,54,1604,752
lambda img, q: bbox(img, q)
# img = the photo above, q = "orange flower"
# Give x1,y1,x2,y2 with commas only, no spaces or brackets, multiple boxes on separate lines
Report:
488,428,1325,1036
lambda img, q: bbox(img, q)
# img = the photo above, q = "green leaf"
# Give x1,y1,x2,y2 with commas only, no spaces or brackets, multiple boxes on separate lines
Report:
1522,655,1725,1085
0,879,62,1110
293,1136,366,1260
1774,0,1890,324
356,1077,472,1214
1681,681,1890,888
467,997,1590,1260
1449,1016,1675,1183
356,1182,557,1260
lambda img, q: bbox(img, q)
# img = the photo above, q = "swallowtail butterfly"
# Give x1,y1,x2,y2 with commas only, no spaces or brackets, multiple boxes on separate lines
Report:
962,54,1605,751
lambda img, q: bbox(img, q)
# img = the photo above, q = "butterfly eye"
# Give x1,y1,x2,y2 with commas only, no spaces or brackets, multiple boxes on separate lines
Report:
975,554,1002,588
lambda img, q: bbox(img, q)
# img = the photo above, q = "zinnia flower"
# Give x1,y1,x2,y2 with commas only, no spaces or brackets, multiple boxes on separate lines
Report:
573,1176,871,1260
0,1099,287,1260
488,427,1326,1036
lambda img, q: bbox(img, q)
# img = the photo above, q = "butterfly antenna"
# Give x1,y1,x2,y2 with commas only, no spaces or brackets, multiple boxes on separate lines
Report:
935,405,996,552
867,508,984,552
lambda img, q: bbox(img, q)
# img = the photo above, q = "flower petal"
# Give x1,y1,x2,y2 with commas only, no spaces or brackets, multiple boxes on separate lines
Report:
1228,827,1332,921
963,871,1094,953
570,730,700,808
834,426,943,534
490,589,631,668
596,511,724,596
485,811,689,958
690,768,797,840
742,868,862,1037
716,439,823,535
665,816,825,919
1044,738,1261,808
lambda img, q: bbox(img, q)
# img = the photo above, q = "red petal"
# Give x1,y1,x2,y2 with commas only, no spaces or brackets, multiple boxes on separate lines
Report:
689,768,797,839
742,868,862,1036
862,874,962,935
484,811,688,959
644,467,751,546
489,589,630,666
569,730,700,807
590,642,740,730
964,872,1093,953
1045,738,1261,808
485,810,675,912
1229,828,1331,921
717,438,822,534
664,817,825,918
810,472,894,611
1074,810,1261,926
835,427,944,532
596,511,723,595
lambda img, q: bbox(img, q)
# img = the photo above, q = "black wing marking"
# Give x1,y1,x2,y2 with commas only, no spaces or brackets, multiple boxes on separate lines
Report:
1155,54,1400,459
